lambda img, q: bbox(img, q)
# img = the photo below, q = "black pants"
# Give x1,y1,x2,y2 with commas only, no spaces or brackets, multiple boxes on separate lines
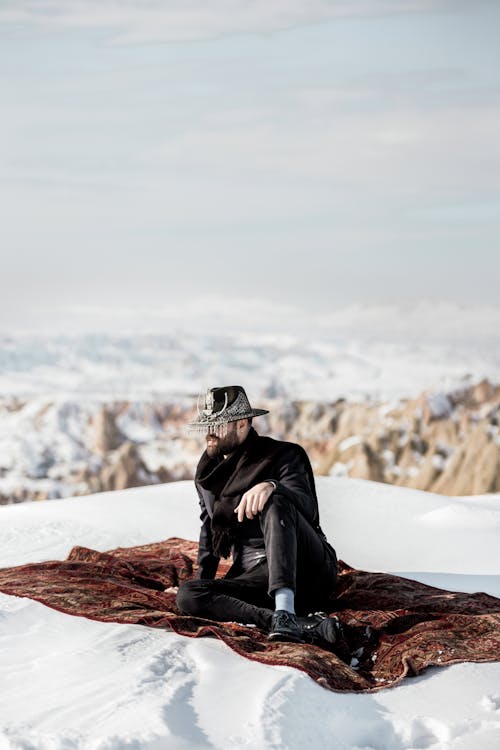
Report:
176,493,337,631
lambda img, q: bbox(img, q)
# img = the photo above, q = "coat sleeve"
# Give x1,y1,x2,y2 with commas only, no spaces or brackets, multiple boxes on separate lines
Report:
196,484,220,579
265,446,319,527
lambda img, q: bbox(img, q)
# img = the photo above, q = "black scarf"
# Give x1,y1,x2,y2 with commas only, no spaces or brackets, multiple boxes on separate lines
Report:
195,428,295,558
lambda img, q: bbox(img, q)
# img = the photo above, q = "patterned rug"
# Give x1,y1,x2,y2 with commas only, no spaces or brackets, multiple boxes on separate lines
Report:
1,537,499,693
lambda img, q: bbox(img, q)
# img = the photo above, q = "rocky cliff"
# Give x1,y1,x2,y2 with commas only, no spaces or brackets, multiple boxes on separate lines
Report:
1,379,499,504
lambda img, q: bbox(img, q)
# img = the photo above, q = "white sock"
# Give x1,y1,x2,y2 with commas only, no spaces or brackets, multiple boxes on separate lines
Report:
274,587,295,614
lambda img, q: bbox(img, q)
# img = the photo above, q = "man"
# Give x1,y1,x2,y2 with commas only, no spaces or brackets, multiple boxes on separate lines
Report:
176,385,340,644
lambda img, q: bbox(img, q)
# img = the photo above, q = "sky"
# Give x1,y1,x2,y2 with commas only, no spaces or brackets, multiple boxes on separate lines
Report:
1,0,499,335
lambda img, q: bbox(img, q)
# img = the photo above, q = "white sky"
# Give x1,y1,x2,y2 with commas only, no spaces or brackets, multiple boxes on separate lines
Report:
1,1,499,334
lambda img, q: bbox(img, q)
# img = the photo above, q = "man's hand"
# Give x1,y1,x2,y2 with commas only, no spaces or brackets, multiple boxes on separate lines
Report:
234,481,275,522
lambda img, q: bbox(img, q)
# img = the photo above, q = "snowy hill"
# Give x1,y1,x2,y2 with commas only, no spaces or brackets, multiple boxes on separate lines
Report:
1,478,500,749
2,328,500,504
2,324,500,403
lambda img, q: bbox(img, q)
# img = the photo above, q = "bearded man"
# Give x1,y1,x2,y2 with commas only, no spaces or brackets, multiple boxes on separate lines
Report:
176,385,341,644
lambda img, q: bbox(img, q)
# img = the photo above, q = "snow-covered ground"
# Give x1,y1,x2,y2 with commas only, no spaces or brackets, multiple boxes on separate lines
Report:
1,325,500,403
1,478,500,749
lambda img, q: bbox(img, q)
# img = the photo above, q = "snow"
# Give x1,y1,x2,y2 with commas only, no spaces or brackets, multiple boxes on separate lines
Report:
3,328,500,501
1,478,500,749
1,329,500,403
338,436,363,453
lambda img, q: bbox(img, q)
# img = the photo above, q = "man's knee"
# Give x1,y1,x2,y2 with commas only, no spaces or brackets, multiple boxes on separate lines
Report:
261,492,297,521
176,579,210,617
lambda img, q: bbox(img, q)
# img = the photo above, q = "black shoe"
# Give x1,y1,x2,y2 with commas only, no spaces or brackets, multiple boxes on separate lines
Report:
299,612,344,646
299,612,374,664
268,610,304,643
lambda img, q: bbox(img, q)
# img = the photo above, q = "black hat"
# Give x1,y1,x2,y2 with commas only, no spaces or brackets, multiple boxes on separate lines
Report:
187,385,269,433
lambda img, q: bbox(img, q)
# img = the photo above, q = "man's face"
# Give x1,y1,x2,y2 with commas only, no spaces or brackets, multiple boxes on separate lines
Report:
206,420,242,457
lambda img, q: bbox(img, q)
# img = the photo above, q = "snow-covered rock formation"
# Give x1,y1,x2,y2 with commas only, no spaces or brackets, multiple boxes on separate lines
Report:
1,380,499,503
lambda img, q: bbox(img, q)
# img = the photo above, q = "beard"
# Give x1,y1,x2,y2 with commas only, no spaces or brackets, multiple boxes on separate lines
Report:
206,424,240,457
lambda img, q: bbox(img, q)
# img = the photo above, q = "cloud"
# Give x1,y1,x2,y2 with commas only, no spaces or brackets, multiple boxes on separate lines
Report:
147,92,500,194
35,298,500,342
0,0,466,44
316,301,500,340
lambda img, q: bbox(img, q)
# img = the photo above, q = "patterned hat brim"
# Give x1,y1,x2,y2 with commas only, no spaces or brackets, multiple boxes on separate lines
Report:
187,407,269,432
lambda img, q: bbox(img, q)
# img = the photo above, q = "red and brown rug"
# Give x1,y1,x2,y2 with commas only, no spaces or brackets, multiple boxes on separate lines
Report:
0,537,499,693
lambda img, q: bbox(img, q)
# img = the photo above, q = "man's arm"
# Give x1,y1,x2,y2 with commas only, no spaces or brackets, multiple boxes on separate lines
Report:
234,445,318,525
266,447,318,523
196,487,220,579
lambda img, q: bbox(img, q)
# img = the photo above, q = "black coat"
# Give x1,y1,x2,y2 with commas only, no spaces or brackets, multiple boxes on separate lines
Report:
194,428,334,579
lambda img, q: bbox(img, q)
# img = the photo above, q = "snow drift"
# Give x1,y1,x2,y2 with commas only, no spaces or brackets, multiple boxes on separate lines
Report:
1,478,500,749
